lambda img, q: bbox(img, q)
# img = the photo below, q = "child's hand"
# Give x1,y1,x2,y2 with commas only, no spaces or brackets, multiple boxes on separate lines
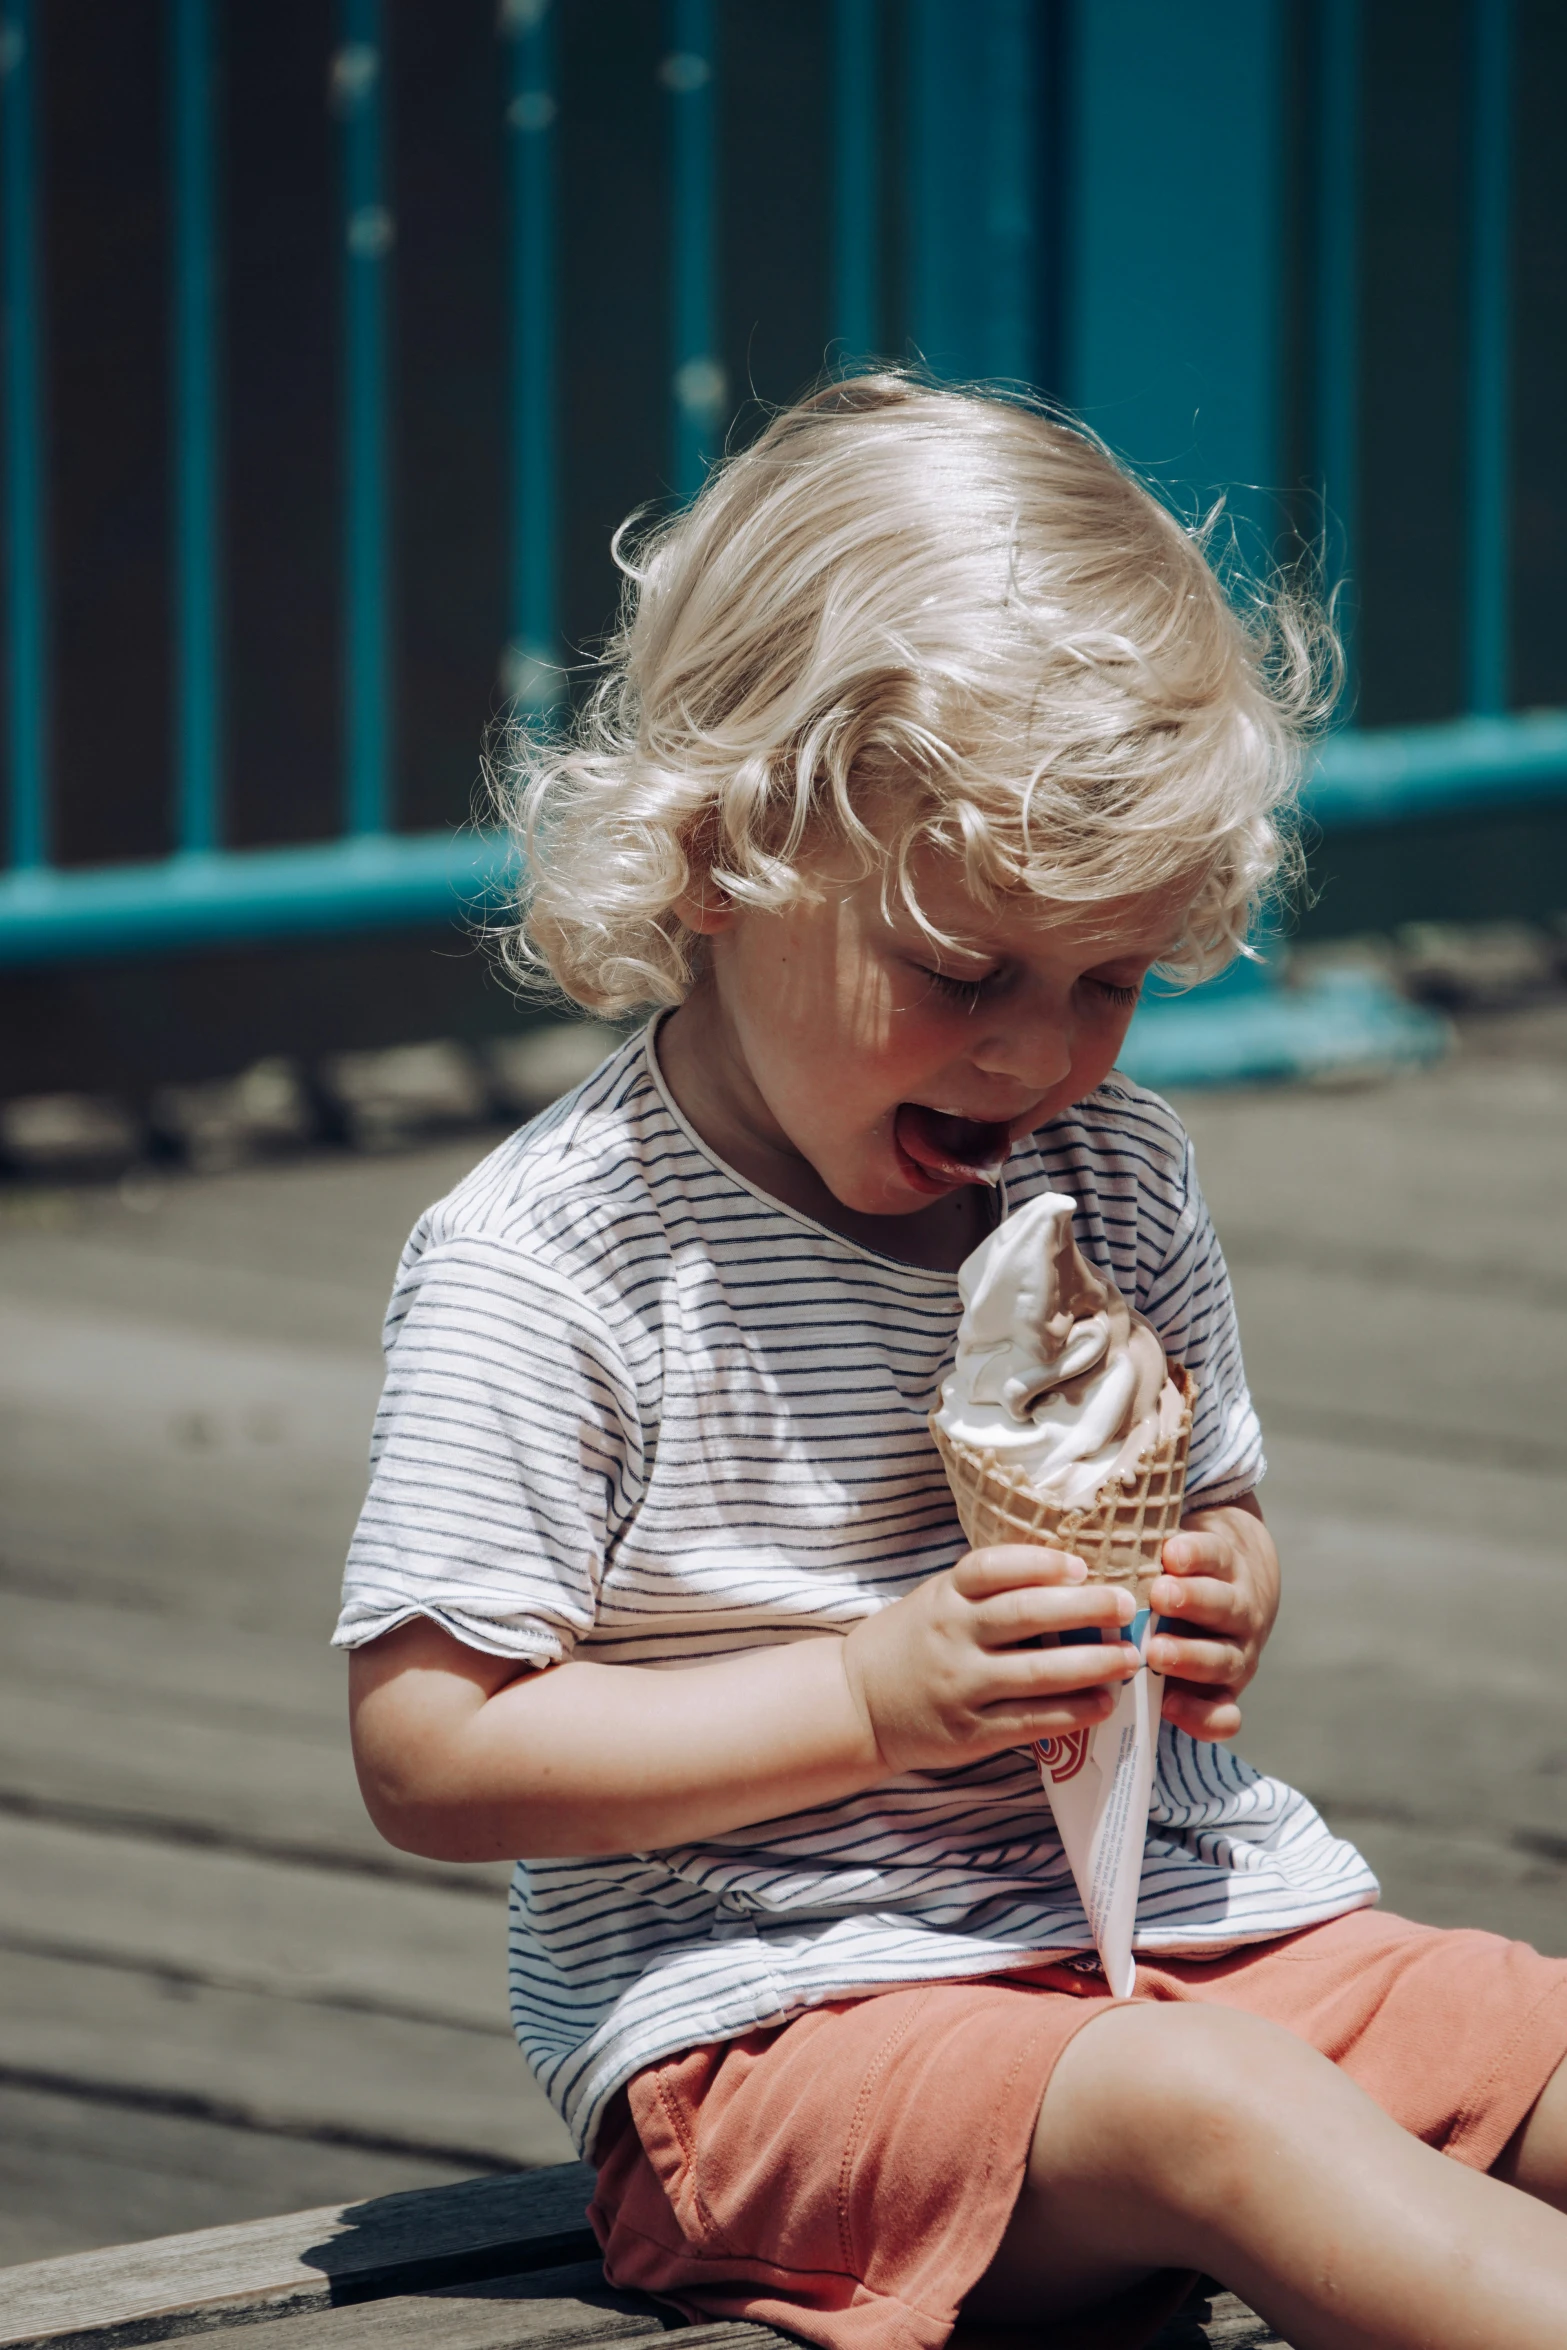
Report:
841,1547,1143,1777
1147,1493,1280,1743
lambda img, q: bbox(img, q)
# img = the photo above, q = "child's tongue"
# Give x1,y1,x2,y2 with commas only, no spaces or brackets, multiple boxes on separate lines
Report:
895,1104,1012,1188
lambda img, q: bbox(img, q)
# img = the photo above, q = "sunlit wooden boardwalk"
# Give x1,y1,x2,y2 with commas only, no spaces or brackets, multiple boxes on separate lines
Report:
0,2162,1289,2349
1,1006,1564,2271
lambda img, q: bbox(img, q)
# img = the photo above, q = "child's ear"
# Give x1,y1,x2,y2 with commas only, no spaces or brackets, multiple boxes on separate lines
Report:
674,879,734,936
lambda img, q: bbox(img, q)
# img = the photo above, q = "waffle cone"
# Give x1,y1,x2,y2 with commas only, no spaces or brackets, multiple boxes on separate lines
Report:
930,1366,1196,1604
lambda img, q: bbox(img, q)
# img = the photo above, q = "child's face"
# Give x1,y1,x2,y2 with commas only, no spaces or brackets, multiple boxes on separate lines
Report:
669,847,1193,1227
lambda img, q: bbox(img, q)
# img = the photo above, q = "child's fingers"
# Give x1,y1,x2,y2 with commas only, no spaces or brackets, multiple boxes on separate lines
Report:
1160,1683,1244,1742
980,1684,1123,1744
978,1640,1142,1706
970,1578,1134,1649
1160,1530,1236,1577
1146,1631,1246,1686
1150,1571,1252,1629
953,1543,1089,1597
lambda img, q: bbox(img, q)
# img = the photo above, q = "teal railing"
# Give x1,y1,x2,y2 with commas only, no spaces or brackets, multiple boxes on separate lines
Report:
0,1,1561,1091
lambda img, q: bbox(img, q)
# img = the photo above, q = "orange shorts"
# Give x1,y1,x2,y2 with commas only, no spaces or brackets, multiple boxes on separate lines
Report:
588,1908,1567,2350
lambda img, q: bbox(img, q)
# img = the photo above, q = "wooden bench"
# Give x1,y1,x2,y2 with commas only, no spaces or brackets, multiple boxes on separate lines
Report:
0,2161,1287,2350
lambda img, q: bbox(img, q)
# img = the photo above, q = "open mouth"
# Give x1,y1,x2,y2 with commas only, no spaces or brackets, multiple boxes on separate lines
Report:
894,1104,1014,1192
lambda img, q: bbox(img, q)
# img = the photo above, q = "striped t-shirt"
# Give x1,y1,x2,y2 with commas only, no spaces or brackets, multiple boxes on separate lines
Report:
336,1023,1377,2157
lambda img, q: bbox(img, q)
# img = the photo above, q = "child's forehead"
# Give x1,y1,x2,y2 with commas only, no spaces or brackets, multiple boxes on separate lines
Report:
876,860,1194,964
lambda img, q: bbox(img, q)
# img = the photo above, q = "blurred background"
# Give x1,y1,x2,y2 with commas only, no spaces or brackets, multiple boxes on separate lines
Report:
1,0,1565,2273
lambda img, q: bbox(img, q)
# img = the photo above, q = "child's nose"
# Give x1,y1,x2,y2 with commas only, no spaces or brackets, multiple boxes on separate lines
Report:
971,1010,1074,1095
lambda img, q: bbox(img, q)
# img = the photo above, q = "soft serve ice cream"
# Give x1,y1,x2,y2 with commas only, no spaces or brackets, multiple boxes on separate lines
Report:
929,1192,1196,1994
932,1193,1188,1519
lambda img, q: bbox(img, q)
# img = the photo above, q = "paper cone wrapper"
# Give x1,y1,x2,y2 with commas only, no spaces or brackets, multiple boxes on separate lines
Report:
929,1368,1196,1998
928,1365,1196,1607
1034,1653,1160,2000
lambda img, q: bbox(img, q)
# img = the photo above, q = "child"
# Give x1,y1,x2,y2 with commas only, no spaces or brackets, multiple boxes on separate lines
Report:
339,379,1567,2350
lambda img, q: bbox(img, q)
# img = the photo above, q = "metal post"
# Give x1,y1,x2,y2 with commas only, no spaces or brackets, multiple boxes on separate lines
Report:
333,0,391,839
500,0,558,715
1465,0,1512,718
171,0,221,854
665,0,720,500
983,0,1032,381
1315,0,1359,697
1,0,47,873
831,0,877,360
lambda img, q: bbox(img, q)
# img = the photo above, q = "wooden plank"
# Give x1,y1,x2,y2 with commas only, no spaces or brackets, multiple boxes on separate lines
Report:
145,2260,674,2350
0,1299,376,1634
0,1947,575,2171
0,2167,599,2349
1180,2302,1284,2349
0,1811,513,2032
0,2209,1287,2340
0,1587,504,1895
1176,1043,1567,1288
0,1139,485,1358
0,1671,447,1878
1230,1504,1567,1842
201,2286,1276,2350
0,1300,383,1479
0,1226,392,1360
1226,1259,1564,1468
0,1418,359,1638
0,1588,346,1726
199,2279,803,2350
0,2079,485,2270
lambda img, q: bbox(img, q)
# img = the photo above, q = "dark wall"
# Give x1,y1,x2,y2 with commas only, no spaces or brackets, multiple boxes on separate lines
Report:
226,0,342,849
556,0,668,666
42,0,171,868
1354,0,1469,728
0,924,511,1102
2,0,1564,1100
13,1,1567,849
1511,0,1567,712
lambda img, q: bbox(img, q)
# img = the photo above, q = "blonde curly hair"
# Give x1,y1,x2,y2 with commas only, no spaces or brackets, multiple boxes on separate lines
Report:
491,374,1336,1016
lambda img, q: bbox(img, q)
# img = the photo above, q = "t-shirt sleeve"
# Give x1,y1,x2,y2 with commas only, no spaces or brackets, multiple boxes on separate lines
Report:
1139,1132,1265,1507
333,1233,642,1661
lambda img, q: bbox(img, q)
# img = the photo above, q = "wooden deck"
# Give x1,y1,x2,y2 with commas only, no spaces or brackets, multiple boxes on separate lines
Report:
0,2163,1286,2350
1,1003,1564,2267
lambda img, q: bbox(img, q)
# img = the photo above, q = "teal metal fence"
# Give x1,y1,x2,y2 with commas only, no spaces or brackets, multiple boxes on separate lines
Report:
0,0,1562,1061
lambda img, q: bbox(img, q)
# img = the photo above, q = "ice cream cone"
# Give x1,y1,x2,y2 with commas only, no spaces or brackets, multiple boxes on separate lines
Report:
930,1365,1196,1604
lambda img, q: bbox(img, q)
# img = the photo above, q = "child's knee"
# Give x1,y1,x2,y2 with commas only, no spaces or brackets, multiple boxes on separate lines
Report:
1036,2000,1324,2213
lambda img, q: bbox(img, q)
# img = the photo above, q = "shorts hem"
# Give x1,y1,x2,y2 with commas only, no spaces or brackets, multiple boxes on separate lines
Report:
1448,1969,1567,2171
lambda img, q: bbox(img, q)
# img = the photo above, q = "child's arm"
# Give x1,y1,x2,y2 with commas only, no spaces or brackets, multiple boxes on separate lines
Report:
1149,1491,1279,1741
349,1546,1141,1863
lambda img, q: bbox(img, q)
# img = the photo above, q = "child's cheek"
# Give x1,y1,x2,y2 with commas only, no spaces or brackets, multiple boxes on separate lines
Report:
836,967,905,1067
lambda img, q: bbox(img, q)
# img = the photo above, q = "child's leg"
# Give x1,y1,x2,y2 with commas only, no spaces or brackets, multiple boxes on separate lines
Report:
1495,2054,1567,2213
967,2003,1567,2350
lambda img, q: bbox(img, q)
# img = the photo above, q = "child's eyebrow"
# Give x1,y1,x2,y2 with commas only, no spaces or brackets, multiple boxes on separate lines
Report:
921,940,998,967
1093,939,1177,966
883,915,996,965
888,904,1181,968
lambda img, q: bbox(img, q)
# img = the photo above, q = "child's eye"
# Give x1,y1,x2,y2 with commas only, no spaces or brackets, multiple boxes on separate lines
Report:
916,965,992,1005
1085,977,1142,1008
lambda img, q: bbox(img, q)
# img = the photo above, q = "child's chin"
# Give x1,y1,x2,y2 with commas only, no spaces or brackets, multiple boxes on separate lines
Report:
819,1160,928,1217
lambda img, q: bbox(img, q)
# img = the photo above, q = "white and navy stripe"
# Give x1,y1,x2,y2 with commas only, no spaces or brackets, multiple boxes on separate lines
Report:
336,1023,1377,2158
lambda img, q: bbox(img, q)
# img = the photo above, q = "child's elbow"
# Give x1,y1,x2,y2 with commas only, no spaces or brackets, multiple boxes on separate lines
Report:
344,1693,480,1863
350,1742,513,1863
351,1755,446,1858
346,1622,526,1863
